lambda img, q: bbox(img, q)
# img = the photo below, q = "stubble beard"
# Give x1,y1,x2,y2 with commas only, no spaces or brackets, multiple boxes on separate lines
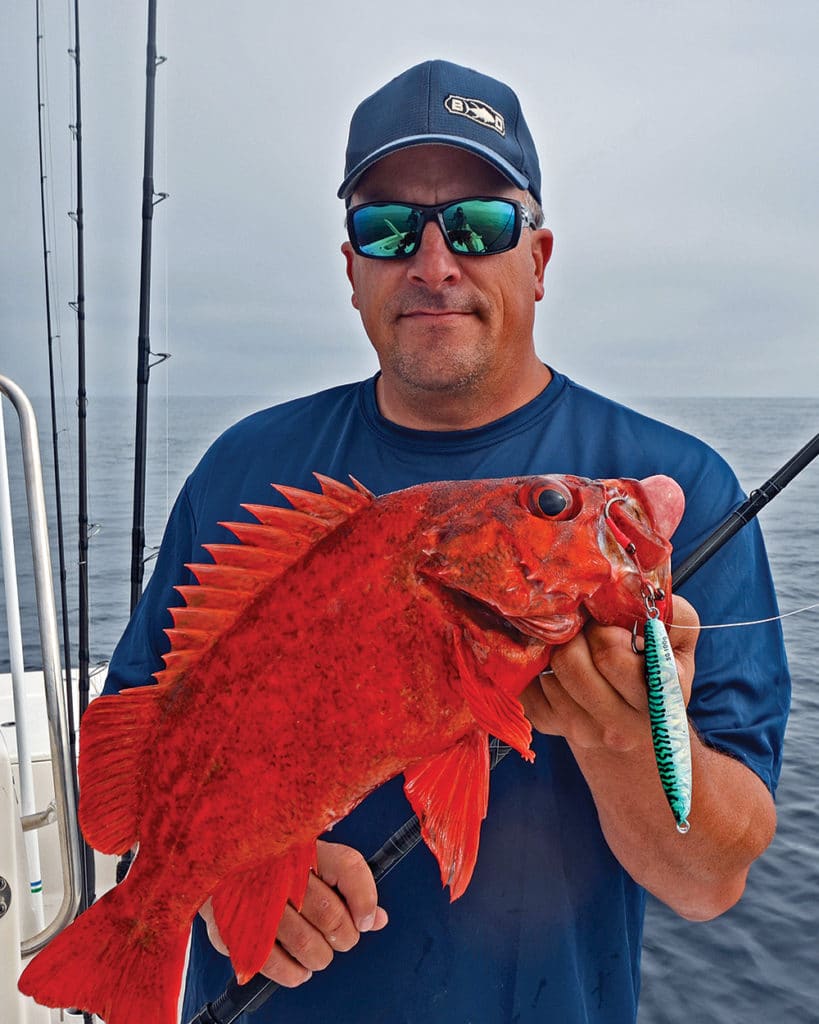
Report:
380,289,495,396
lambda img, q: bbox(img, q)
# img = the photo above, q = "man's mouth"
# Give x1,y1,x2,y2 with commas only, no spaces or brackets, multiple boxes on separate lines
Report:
400,309,472,320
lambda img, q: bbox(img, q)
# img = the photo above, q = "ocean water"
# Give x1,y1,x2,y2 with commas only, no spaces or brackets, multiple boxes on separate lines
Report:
1,391,817,1022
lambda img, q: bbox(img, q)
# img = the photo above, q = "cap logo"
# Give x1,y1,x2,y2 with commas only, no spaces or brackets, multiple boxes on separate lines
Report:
444,94,505,136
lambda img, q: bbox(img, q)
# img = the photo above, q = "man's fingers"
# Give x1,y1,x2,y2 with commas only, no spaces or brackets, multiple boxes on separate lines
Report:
273,898,336,975
315,840,388,934
551,627,645,716
297,869,361,952
267,843,388,981
259,930,315,987
525,595,701,751
198,898,229,957
200,842,387,989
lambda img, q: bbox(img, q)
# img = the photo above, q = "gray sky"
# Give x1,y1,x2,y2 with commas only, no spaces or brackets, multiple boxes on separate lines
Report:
2,0,818,403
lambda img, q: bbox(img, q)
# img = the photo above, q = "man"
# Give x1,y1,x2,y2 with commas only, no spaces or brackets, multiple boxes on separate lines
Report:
105,61,789,1022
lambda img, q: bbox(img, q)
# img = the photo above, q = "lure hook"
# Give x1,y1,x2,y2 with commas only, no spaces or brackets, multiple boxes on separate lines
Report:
631,621,644,655
603,494,627,518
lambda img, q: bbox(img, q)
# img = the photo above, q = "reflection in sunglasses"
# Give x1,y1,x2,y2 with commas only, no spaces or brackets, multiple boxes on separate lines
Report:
347,197,531,260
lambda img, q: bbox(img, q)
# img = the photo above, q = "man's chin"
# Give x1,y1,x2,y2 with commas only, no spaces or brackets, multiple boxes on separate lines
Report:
391,359,486,395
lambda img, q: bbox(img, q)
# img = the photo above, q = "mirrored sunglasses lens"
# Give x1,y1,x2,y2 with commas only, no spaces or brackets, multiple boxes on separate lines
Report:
442,200,517,254
352,204,420,258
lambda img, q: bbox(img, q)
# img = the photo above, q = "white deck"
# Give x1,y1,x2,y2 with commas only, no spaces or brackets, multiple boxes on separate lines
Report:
1,668,117,1023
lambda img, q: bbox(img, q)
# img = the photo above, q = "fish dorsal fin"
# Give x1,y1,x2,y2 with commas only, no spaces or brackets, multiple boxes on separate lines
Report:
154,474,373,689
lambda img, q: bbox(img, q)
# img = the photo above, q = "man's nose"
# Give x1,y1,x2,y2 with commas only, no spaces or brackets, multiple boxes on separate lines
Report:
406,221,462,288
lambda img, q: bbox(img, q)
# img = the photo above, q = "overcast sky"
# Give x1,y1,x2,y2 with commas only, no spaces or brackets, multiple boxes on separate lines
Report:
2,0,818,405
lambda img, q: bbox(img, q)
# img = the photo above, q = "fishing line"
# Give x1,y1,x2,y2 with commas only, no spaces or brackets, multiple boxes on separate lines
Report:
671,601,819,630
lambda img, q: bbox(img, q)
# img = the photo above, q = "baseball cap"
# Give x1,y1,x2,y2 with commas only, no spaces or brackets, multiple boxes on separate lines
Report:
338,60,542,205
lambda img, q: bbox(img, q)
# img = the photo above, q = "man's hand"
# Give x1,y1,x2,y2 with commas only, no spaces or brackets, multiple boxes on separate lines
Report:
200,840,388,987
521,594,776,921
521,595,698,751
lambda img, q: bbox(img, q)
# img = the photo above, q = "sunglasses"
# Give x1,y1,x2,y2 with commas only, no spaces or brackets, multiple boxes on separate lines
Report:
346,196,536,260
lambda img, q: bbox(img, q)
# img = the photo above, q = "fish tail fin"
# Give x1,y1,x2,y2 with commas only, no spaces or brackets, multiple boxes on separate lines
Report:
18,881,188,1024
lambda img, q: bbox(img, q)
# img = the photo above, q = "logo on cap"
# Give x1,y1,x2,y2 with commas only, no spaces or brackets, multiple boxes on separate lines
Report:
444,94,505,136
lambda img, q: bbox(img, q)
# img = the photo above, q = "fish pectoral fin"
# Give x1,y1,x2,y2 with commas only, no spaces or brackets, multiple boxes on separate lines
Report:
451,629,534,763
403,728,490,901
78,687,163,854
210,841,317,984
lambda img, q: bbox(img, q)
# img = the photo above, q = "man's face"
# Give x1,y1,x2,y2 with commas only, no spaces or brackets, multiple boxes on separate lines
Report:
342,145,553,411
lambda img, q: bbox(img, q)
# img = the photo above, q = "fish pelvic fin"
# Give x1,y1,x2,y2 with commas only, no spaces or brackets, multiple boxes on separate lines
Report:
78,687,163,853
451,629,535,762
156,474,374,690
18,879,188,1024
403,728,490,901
211,842,318,984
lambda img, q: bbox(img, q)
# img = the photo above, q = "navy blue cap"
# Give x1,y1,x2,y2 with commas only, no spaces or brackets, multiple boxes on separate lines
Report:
338,60,542,205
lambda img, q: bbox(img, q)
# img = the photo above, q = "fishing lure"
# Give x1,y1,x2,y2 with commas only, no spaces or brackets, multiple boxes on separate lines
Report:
641,597,692,832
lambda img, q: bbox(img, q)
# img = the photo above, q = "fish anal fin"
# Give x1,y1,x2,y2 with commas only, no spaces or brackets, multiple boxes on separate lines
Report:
211,842,317,984
451,629,535,762
403,729,490,901
78,689,162,853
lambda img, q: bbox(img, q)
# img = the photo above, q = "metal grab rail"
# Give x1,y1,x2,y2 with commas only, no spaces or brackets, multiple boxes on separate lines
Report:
0,375,83,955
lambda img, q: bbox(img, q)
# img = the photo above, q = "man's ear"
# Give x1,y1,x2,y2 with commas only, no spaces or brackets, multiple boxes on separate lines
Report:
341,241,360,310
531,229,554,303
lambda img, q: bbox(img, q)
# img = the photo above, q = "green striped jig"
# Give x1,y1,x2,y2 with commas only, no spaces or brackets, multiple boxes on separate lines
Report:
643,610,692,833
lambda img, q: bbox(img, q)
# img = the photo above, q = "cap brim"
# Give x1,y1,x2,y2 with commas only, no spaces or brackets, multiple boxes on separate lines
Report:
337,134,531,200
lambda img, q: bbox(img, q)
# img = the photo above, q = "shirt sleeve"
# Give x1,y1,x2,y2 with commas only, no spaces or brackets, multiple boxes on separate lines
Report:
673,464,791,797
102,482,199,694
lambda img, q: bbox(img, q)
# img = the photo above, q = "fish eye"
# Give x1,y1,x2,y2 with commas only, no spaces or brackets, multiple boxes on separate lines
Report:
520,481,576,520
536,488,569,516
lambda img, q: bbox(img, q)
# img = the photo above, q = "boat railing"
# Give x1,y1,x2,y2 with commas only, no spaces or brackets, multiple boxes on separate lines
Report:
0,374,83,956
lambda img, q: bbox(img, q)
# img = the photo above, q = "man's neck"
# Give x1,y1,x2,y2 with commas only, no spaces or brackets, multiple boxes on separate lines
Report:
375,362,553,432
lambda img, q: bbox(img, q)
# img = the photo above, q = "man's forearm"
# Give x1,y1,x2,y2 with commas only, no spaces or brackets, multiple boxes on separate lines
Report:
572,727,777,921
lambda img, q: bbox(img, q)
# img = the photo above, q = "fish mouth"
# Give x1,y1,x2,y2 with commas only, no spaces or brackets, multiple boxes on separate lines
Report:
447,589,536,645
446,588,582,647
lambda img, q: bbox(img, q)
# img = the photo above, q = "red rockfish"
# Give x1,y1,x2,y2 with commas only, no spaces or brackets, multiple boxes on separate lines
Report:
19,472,684,1024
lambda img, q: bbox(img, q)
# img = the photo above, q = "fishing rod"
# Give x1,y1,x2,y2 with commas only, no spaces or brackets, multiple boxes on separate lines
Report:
117,0,170,893
673,430,819,588
67,0,96,945
130,0,169,616
35,0,75,763
188,432,819,1024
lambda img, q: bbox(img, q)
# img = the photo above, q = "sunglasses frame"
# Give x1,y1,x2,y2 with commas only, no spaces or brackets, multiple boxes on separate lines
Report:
346,196,536,260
